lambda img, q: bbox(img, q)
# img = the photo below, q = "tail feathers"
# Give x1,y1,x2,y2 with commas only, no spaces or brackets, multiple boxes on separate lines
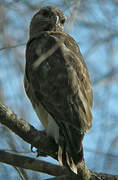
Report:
57,123,84,174
58,145,63,167
66,152,78,174
58,144,84,174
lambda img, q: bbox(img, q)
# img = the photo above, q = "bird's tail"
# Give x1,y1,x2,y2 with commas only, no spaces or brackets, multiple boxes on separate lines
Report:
58,125,84,174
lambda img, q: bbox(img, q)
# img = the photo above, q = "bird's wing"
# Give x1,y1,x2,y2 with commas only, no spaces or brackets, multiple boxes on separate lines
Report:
25,31,93,170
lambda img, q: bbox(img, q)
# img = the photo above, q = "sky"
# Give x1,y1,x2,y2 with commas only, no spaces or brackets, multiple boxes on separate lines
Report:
0,0,118,179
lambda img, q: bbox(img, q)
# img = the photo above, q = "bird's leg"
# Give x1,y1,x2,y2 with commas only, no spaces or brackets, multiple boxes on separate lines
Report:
30,129,58,158
30,130,48,156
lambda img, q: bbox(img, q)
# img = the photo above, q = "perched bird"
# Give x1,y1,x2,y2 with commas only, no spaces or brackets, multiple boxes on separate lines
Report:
24,6,93,174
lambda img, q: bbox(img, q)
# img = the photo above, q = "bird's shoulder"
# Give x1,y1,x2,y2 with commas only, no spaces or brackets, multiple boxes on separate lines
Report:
26,31,80,57
26,30,87,75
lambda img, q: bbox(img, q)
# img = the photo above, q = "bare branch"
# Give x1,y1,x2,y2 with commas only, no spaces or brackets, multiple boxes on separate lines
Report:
0,102,118,179
13,167,28,180
47,175,79,180
93,69,117,86
0,103,58,159
0,43,25,51
0,150,66,176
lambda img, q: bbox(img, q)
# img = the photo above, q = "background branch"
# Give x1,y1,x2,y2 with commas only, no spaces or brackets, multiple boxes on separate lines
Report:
0,0,118,179
0,43,25,51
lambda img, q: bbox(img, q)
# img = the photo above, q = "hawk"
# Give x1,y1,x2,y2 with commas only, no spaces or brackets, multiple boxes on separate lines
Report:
24,6,93,174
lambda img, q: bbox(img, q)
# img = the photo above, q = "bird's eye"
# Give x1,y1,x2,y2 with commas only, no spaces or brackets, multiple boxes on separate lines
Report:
42,10,49,16
60,19,65,24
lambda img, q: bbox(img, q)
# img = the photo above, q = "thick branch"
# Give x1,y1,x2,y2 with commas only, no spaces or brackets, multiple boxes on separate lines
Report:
0,103,118,179
0,103,58,159
0,150,65,176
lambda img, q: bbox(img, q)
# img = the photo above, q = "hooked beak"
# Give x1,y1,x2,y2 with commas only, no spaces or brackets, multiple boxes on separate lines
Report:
56,15,59,25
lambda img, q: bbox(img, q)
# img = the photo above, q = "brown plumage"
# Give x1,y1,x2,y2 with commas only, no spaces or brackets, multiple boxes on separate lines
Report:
24,6,93,174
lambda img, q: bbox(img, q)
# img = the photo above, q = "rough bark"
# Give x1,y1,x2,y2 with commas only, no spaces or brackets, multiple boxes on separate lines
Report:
0,103,118,180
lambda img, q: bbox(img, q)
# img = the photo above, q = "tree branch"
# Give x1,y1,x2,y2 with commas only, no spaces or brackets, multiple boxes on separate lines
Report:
0,103,58,159
0,43,25,51
0,102,118,179
0,150,66,176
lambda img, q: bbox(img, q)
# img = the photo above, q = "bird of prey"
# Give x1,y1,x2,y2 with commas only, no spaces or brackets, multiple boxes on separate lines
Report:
24,6,93,174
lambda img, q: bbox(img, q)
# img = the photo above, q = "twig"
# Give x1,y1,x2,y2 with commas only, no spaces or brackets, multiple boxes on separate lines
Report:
0,43,25,51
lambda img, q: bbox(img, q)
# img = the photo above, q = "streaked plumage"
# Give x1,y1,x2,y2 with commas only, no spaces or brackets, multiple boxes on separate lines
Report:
24,6,93,174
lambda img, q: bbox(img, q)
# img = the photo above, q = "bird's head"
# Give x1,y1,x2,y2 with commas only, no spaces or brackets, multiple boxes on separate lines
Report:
29,6,66,38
